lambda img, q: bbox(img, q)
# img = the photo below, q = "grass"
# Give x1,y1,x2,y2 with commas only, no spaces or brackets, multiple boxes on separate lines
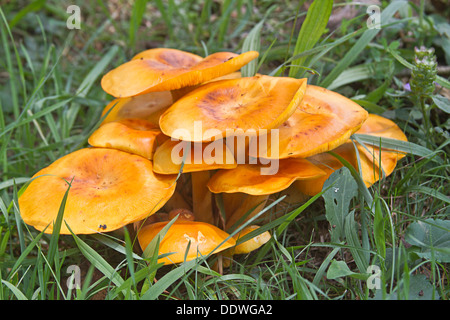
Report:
0,0,449,301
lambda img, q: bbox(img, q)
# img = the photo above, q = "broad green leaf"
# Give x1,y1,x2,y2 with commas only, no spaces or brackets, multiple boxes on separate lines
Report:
431,94,450,114
326,260,368,281
405,219,450,262
322,167,358,243
345,211,369,273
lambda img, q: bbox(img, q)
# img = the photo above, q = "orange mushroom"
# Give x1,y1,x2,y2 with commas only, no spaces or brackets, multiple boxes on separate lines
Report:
218,225,272,269
152,139,237,174
295,114,408,196
100,91,173,127
101,48,259,98
159,75,307,143
137,220,236,265
207,158,325,196
18,148,177,234
152,139,237,225
88,118,168,160
249,84,369,159
207,158,326,229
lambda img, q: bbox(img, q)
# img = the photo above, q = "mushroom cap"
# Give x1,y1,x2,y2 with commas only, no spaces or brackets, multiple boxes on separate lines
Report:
295,114,408,195
100,91,173,126
137,220,236,265
159,75,308,142
207,158,326,196
18,148,177,234
88,119,168,160
88,118,168,160
101,48,259,98
231,225,271,255
250,84,369,159
152,139,237,174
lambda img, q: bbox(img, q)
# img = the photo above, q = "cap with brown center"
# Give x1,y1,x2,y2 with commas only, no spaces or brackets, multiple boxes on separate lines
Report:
18,148,177,234
295,113,408,196
101,48,259,98
249,84,369,159
137,220,236,265
159,75,308,142
88,118,168,160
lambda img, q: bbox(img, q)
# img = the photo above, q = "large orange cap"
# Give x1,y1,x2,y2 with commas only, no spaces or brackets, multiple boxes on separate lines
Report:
152,139,237,174
88,118,168,160
250,84,369,159
295,114,408,195
100,91,173,126
159,75,308,142
207,158,326,196
101,48,259,98
137,220,236,265
18,148,177,234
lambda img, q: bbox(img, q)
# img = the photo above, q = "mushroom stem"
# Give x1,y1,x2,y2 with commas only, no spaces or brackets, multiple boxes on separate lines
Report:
163,190,192,213
191,171,215,225
225,194,269,231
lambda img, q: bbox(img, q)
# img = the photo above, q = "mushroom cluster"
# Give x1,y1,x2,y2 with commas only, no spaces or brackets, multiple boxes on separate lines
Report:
18,48,408,268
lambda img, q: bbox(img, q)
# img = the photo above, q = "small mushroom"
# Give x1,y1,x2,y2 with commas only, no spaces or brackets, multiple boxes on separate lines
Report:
101,48,259,98
137,220,236,265
218,225,271,269
230,225,271,255
18,148,177,234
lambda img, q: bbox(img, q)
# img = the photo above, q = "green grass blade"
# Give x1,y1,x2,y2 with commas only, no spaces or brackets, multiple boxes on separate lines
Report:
288,0,333,78
128,0,148,49
320,1,408,88
241,20,264,77
70,229,125,289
